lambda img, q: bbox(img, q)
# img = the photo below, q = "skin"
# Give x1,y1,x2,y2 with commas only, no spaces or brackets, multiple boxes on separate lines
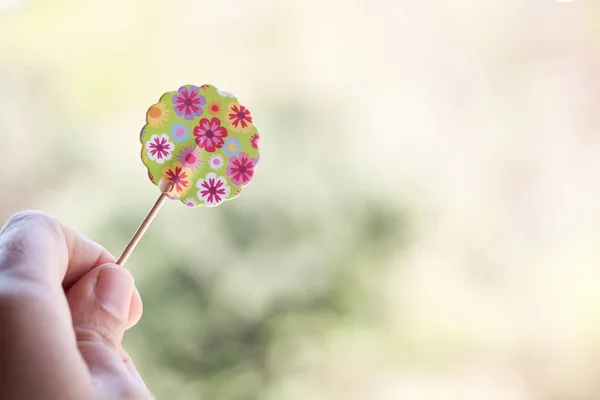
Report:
0,211,153,399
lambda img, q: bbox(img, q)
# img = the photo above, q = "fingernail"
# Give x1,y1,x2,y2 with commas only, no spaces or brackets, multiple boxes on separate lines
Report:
95,266,133,322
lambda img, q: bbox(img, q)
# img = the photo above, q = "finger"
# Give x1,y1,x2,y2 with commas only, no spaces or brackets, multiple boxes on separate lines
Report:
127,288,143,329
0,211,144,325
68,264,150,399
61,222,116,291
0,212,98,399
0,210,115,290
0,212,147,398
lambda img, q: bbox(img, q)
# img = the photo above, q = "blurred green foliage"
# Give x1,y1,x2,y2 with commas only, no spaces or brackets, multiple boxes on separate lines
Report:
97,189,404,399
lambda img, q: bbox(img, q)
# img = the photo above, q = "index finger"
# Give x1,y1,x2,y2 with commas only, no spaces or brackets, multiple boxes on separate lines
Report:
0,210,115,291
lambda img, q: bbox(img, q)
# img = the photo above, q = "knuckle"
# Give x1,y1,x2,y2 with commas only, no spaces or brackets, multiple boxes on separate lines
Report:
74,323,120,350
3,210,61,235
7,210,51,224
0,211,64,267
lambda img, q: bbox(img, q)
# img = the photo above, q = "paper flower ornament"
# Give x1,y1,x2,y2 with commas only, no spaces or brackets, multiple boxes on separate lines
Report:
140,84,260,207
118,84,261,265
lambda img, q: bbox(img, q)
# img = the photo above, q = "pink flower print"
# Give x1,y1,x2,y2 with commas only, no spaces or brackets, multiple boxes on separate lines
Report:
208,154,224,171
226,152,257,186
146,134,174,164
178,147,202,170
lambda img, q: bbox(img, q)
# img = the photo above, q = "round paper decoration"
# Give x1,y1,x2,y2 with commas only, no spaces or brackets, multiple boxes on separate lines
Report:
140,84,261,207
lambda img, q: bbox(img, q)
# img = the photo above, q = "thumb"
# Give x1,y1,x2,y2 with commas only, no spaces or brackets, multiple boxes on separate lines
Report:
67,264,147,399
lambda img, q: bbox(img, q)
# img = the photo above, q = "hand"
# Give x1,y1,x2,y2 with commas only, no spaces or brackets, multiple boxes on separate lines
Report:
0,211,152,399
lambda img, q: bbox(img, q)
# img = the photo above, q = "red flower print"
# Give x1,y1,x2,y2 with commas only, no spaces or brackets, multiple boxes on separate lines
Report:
193,117,228,152
165,164,190,194
226,152,257,186
227,103,253,132
250,133,260,149
148,171,156,184
172,85,206,120
200,84,211,90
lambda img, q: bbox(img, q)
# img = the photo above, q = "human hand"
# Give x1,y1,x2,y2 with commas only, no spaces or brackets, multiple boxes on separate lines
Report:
0,211,152,399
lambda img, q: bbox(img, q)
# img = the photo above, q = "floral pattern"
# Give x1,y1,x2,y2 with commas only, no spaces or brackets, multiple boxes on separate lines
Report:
178,146,202,170
227,103,253,133
172,85,206,120
140,84,261,207
193,117,228,152
163,163,191,195
208,154,225,171
170,123,190,143
146,134,174,164
223,138,241,157
147,102,170,128
196,173,230,207
226,153,257,186
183,197,198,207
250,133,260,149
207,101,222,116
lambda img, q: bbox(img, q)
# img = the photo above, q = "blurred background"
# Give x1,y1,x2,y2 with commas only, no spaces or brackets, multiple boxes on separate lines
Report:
2,0,600,399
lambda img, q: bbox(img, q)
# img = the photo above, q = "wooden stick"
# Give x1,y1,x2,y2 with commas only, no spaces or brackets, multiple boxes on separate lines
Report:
117,181,173,266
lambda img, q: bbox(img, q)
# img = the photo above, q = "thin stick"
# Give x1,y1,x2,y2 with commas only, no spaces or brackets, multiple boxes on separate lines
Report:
117,182,173,266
